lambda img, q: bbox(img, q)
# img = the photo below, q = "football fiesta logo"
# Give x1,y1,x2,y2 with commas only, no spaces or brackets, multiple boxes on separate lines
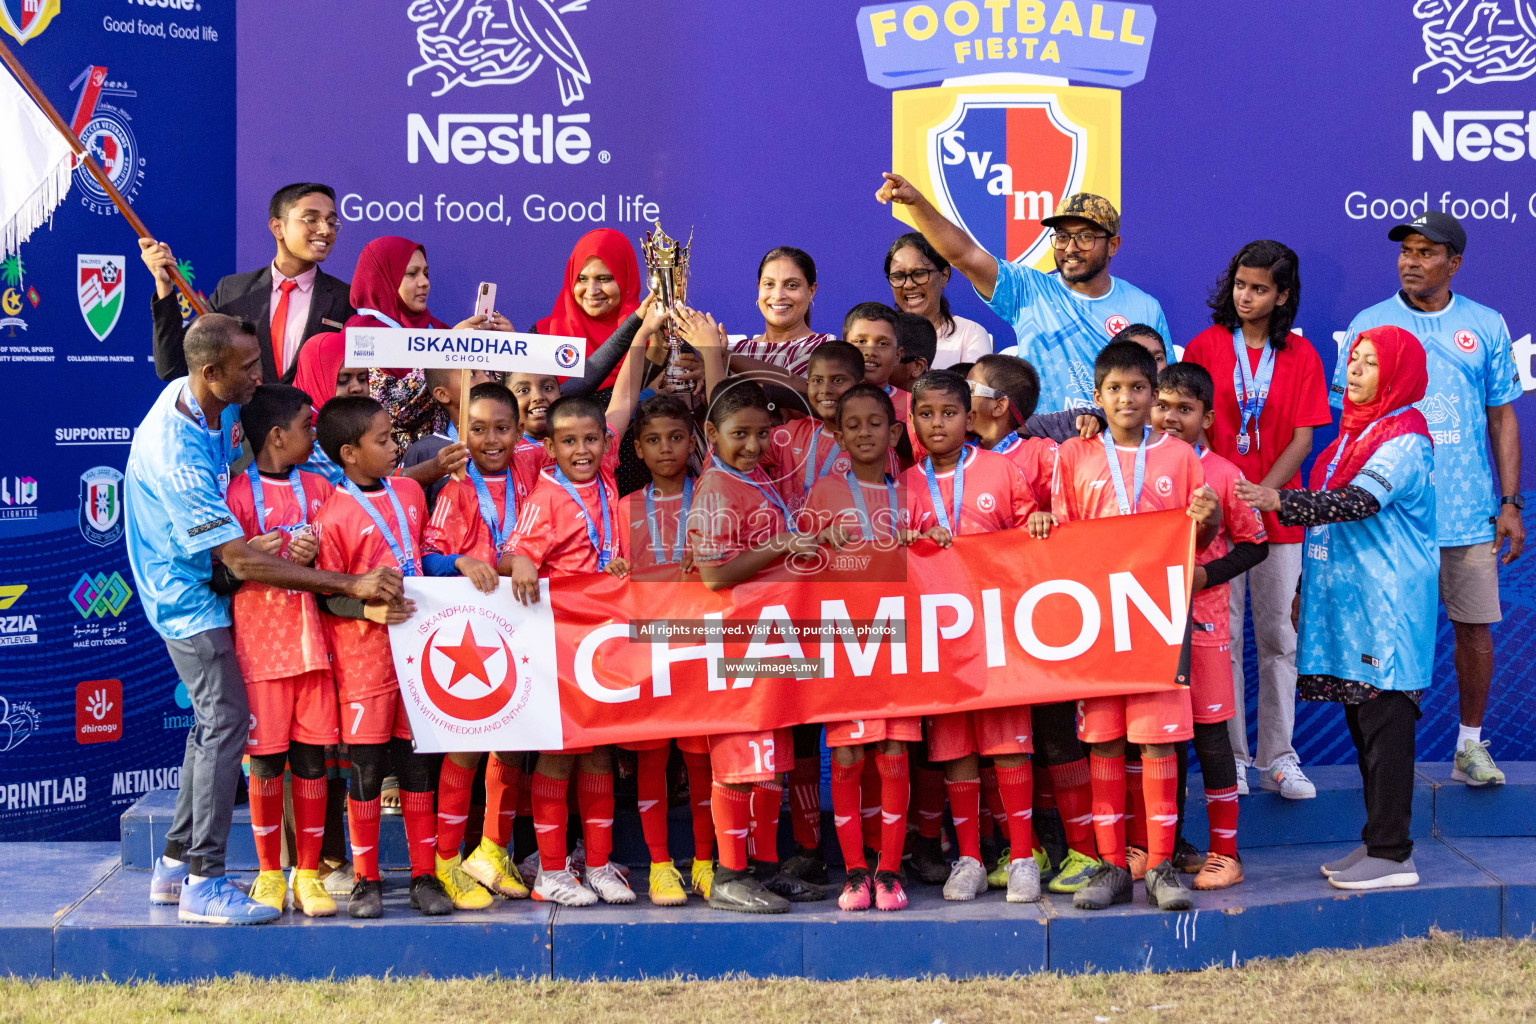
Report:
77,255,125,342
0,0,60,45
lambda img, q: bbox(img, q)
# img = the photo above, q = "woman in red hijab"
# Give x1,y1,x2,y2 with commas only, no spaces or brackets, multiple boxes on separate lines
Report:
1238,325,1436,892
347,236,512,451
535,228,642,390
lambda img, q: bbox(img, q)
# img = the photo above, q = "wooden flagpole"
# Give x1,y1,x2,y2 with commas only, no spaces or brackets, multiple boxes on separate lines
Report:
0,36,207,316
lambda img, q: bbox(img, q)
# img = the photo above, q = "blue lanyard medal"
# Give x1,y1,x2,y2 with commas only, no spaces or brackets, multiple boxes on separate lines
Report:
845,471,899,540
923,448,967,533
719,464,791,526
644,477,694,565
993,430,1022,454
247,465,309,535
467,463,516,551
1101,426,1151,515
803,428,843,493
551,467,613,570
1231,333,1276,456
343,478,416,576
182,384,231,490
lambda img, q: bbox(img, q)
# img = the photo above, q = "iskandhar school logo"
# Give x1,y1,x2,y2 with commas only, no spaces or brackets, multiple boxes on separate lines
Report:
407,0,592,103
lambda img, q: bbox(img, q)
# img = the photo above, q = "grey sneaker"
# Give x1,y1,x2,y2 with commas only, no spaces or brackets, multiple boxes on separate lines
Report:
1259,754,1316,799
1234,755,1250,796
1144,859,1193,911
1451,740,1506,787
533,867,599,906
584,861,637,904
1320,844,1368,878
941,856,988,901
319,859,354,897
1073,862,1133,910
1327,855,1418,890
1005,857,1041,904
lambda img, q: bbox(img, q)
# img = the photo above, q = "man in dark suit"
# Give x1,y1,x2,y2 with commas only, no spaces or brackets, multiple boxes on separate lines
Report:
141,183,355,383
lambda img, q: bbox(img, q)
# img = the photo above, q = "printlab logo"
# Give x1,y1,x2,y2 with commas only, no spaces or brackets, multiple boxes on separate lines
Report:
0,252,37,337
71,571,133,619
0,475,38,520
0,695,40,752
1414,0,1536,92
415,620,524,721
78,466,125,546
76,679,122,744
77,256,125,342
0,0,60,44
72,72,146,215
407,0,592,103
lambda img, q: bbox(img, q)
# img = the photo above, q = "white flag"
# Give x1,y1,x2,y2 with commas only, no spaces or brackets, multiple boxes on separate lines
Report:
0,61,72,259
388,577,565,753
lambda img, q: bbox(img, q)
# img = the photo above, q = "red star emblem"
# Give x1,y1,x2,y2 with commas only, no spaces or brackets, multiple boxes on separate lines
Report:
406,655,414,665
433,623,500,689
521,655,530,664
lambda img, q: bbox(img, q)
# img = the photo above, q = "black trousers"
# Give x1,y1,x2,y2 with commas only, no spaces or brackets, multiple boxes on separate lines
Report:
1344,691,1420,863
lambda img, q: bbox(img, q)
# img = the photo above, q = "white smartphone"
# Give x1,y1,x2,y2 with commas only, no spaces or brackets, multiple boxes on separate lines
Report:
474,281,497,322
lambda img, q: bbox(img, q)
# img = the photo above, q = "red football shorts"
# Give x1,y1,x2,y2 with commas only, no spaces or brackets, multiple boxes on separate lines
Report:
620,737,671,752
245,669,338,755
924,707,1033,761
1077,689,1193,745
675,735,710,755
340,690,413,746
825,716,922,748
709,727,794,784
1190,643,1234,724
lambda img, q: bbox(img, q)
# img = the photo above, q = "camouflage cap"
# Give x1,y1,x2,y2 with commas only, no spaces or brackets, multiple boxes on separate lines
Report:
1040,193,1121,236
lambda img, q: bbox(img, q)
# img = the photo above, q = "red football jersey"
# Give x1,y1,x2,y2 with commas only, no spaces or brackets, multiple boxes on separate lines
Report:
800,471,904,542
226,469,334,684
766,416,902,513
887,384,928,463
424,471,528,565
513,428,620,478
901,446,1036,536
687,464,790,567
989,433,1058,510
1192,447,1267,646
503,466,626,577
314,477,427,702
1051,432,1205,523
621,481,696,578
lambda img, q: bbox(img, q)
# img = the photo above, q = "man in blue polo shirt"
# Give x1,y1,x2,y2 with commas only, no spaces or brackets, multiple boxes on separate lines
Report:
876,172,1171,412
127,313,404,924
1334,212,1525,787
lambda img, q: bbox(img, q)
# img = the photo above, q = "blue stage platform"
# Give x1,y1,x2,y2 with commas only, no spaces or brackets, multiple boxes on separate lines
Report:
7,763,1536,981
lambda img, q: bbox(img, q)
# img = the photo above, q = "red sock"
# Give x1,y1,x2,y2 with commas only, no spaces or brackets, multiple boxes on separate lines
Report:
347,796,381,881
1049,758,1096,856
830,759,866,871
980,765,1005,843
577,770,614,869
248,775,284,873
1089,754,1127,868
1125,760,1148,850
914,765,945,839
291,775,328,872
876,752,909,875
945,778,982,862
636,747,671,864
1033,761,1057,814
683,750,714,863
516,766,533,819
1206,784,1240,857
400,789,437,877
750,781,783,864
531,771,569,870
789,760,822,851
712,783,751,872
436,758,477,859
994,762,1034,860
483,754,520,850
860,756,882,853
1143,755,1179,867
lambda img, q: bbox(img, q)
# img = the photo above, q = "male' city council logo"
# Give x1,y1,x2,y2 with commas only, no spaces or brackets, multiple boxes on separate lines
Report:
70,571,133,619
77,255,125,341
79,466,125,547
407,0,592,103
0,0,60,45
1414,0,1536,92
417,620,521,721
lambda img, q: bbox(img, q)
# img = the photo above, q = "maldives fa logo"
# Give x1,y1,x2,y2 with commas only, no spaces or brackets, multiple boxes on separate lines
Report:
407,0,592,103
0,253,30,337
0,0,60,45
418,620,523,721
1414,0,1536,93
73,73,145,216
891,85,1121,271
79,466,124,547
78,255,125,341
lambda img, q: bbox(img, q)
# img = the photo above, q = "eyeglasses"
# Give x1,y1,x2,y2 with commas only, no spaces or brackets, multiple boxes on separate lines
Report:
966,379,1001,399
290,213,340,230
886,268,934,286
1050,229,1108,249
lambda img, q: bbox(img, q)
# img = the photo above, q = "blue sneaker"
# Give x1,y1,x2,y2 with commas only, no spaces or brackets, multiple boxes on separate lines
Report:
178,876,282,925
150,858,189,905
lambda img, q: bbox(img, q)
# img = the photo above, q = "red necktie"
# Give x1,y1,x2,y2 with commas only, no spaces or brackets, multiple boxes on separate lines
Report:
270,278,298,374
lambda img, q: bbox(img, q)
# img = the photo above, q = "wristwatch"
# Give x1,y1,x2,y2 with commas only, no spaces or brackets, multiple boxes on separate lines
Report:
1501,495,1525,511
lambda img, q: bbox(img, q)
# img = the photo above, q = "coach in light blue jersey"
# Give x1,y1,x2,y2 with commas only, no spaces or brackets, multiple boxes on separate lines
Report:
876,174,1171,413
1334,212,1525,787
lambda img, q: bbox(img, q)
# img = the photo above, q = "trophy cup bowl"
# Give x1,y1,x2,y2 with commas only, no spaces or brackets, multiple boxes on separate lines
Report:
640,223,694,394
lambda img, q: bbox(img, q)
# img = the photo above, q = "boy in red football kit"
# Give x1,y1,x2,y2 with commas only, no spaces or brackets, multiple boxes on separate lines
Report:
1152,364,1269,890
799,382,916,912
501,395,635,907
900,370,1043,905
1033,341,1221,912
844,302,922,462
228,385,339,917
312,395,450,919
506,371,564,468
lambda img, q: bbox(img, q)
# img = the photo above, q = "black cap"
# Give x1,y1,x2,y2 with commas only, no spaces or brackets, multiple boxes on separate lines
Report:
1388,210,1466,255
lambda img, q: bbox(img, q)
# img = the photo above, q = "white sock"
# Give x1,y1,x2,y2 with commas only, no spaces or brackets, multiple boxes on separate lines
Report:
1457,724,1482,750
187,874,210,887
160,855,185,869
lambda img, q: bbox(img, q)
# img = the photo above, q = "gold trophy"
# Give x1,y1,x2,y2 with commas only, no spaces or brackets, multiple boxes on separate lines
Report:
639,222,693,394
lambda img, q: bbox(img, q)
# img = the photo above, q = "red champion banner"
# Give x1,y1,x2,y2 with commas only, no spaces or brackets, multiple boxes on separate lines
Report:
391,510,1195,753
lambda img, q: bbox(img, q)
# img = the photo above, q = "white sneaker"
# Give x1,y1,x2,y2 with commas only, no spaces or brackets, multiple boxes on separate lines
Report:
942,856,988,901
532,867,598,906
1259,754,1316,799
1005,857,1041,903
1234,755,1250,796
585,861,636,904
